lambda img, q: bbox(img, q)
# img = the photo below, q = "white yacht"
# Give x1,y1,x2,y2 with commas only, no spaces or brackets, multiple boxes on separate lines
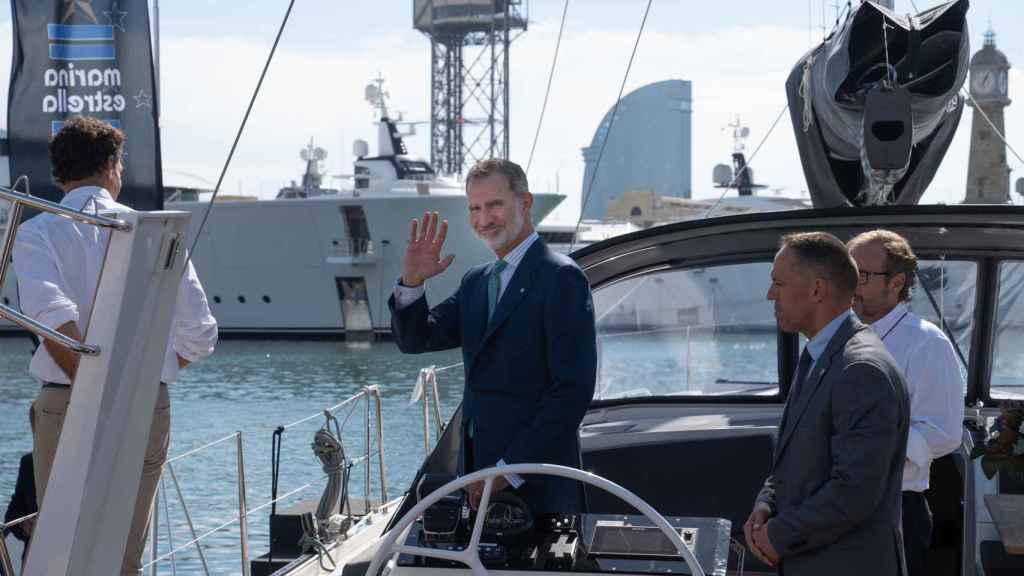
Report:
0,87,564,337
231,204,1017,576
7,2,1022,576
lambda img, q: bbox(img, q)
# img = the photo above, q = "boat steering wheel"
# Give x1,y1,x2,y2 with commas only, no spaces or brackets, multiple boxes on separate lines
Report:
366,463,705,576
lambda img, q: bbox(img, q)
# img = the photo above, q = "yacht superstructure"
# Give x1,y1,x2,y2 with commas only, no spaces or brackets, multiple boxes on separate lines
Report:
0,86,564,336
5,2,1022,576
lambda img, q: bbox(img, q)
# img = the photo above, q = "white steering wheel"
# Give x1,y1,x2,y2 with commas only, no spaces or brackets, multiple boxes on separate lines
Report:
367,463,705,576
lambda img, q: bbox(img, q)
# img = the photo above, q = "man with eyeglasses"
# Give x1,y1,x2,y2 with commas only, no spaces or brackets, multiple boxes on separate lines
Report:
847,230,965,576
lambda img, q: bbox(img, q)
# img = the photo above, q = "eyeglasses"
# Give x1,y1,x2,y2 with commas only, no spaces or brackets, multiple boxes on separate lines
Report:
858,269,891,285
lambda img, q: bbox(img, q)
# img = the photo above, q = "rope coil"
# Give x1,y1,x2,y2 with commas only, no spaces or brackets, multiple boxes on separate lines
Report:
800,53,816,132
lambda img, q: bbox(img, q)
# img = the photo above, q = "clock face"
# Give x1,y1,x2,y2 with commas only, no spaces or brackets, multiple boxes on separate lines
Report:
998,70,1009,96
972,69,996,96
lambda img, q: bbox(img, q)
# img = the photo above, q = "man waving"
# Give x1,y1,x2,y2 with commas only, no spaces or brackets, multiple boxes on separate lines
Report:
389,159,596,513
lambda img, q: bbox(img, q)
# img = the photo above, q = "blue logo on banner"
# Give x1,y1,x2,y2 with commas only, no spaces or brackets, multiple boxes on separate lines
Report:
49,43,116,61
48,18,115,61
48,24,114,41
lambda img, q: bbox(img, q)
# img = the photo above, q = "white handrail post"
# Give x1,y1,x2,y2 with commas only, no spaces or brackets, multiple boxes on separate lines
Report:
422,370,430,457
374,387,388,509
150,492,160,576
236,431,251,576
431,372,443,437
160,478,177,576
364,389,371,512
0,527,15,576
0,189,25,288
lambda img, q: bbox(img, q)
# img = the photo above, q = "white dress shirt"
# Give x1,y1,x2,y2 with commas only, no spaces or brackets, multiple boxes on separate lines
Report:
13,186,218,385
394,232,541,488
869,302,965,492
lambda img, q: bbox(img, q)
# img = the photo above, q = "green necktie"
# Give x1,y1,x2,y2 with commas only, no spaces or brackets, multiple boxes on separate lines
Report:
469,259,508,441
488,259,508,320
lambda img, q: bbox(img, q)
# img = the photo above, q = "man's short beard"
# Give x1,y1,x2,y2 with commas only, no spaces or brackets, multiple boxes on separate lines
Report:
477,199,525,252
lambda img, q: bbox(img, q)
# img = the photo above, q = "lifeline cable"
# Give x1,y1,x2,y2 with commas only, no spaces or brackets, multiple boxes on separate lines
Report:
525,0,571,175
570,0,653,252
185,0,298,269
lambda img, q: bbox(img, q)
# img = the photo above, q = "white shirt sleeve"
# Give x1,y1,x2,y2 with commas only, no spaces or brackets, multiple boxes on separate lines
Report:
170,260,218,363
905,335,965,467
394,281,426,309
12,225,80,330
495,459,525,489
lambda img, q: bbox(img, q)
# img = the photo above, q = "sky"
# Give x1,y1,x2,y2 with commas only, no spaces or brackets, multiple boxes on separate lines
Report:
0,0,1021,223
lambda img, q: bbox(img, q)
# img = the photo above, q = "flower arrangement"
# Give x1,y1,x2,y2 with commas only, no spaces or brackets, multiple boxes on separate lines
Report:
970,401,1024,480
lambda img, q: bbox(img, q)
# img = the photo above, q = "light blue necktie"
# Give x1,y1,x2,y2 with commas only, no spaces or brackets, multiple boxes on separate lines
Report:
487,259,508,320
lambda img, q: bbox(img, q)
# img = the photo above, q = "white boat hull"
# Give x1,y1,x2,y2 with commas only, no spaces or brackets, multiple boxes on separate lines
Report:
2,193,564,336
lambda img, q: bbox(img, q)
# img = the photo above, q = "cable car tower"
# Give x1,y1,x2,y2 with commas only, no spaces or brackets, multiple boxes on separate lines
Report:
414,1,528,176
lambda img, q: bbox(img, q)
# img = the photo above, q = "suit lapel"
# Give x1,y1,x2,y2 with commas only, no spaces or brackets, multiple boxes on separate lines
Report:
480,239,546,346
463,266,492,369
773,316,860,465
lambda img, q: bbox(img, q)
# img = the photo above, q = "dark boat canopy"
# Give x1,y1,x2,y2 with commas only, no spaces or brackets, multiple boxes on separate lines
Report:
573,204,1024,406
787,0,970,208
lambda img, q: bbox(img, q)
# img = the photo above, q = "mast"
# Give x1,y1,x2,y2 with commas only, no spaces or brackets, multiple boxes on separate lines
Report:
153,0,161,118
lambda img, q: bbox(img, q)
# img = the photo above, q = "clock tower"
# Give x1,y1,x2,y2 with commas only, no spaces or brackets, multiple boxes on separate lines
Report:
965,28,1012,204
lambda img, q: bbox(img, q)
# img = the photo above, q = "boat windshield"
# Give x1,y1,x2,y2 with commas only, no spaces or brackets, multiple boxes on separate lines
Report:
991,261,1024,400
592,258,978,402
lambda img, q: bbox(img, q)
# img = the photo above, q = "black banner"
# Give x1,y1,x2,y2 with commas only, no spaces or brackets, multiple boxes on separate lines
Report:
8,0,163,210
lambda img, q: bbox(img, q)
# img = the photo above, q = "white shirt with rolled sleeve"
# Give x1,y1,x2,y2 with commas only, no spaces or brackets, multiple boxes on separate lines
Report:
869,302,965,492
12,186,218,385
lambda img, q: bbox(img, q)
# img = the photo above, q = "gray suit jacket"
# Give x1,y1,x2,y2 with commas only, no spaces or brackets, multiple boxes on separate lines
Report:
757,316,910,576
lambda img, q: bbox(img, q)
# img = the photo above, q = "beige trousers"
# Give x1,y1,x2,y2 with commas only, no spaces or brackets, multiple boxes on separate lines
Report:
31,384,171,576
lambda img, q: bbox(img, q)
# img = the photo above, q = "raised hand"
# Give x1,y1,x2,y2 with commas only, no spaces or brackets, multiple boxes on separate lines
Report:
400,211,455,287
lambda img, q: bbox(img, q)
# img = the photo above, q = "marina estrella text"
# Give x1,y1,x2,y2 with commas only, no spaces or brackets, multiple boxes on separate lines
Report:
43,64,125,114
42,20,126,125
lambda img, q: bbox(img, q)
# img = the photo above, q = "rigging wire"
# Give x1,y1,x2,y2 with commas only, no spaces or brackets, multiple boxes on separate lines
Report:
808,0,812,48
570,0,653,252
700,103,790,219
526,0,571,175
882,18,895,87
821,0,826,40
184,0,298,268
961,87,1024,172
829,1,851,39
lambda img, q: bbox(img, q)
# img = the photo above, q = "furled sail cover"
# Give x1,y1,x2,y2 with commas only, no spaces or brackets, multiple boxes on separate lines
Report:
786,0,969,207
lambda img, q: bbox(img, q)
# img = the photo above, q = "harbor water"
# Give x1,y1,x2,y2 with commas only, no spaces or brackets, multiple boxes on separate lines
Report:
0,337,465,574
3,325,1014,573
0,330,777,574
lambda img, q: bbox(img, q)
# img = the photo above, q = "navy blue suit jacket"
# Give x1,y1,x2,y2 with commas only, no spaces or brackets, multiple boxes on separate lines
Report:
389,238,597,512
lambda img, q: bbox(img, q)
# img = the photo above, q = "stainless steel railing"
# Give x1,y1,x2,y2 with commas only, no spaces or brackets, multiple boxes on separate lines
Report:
277,385,388,511
0,177,136,576
144,386,390,575
146,431,242,576
0,511,38,575
417,363,458,458
0,178,132,356
145,430,269,576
